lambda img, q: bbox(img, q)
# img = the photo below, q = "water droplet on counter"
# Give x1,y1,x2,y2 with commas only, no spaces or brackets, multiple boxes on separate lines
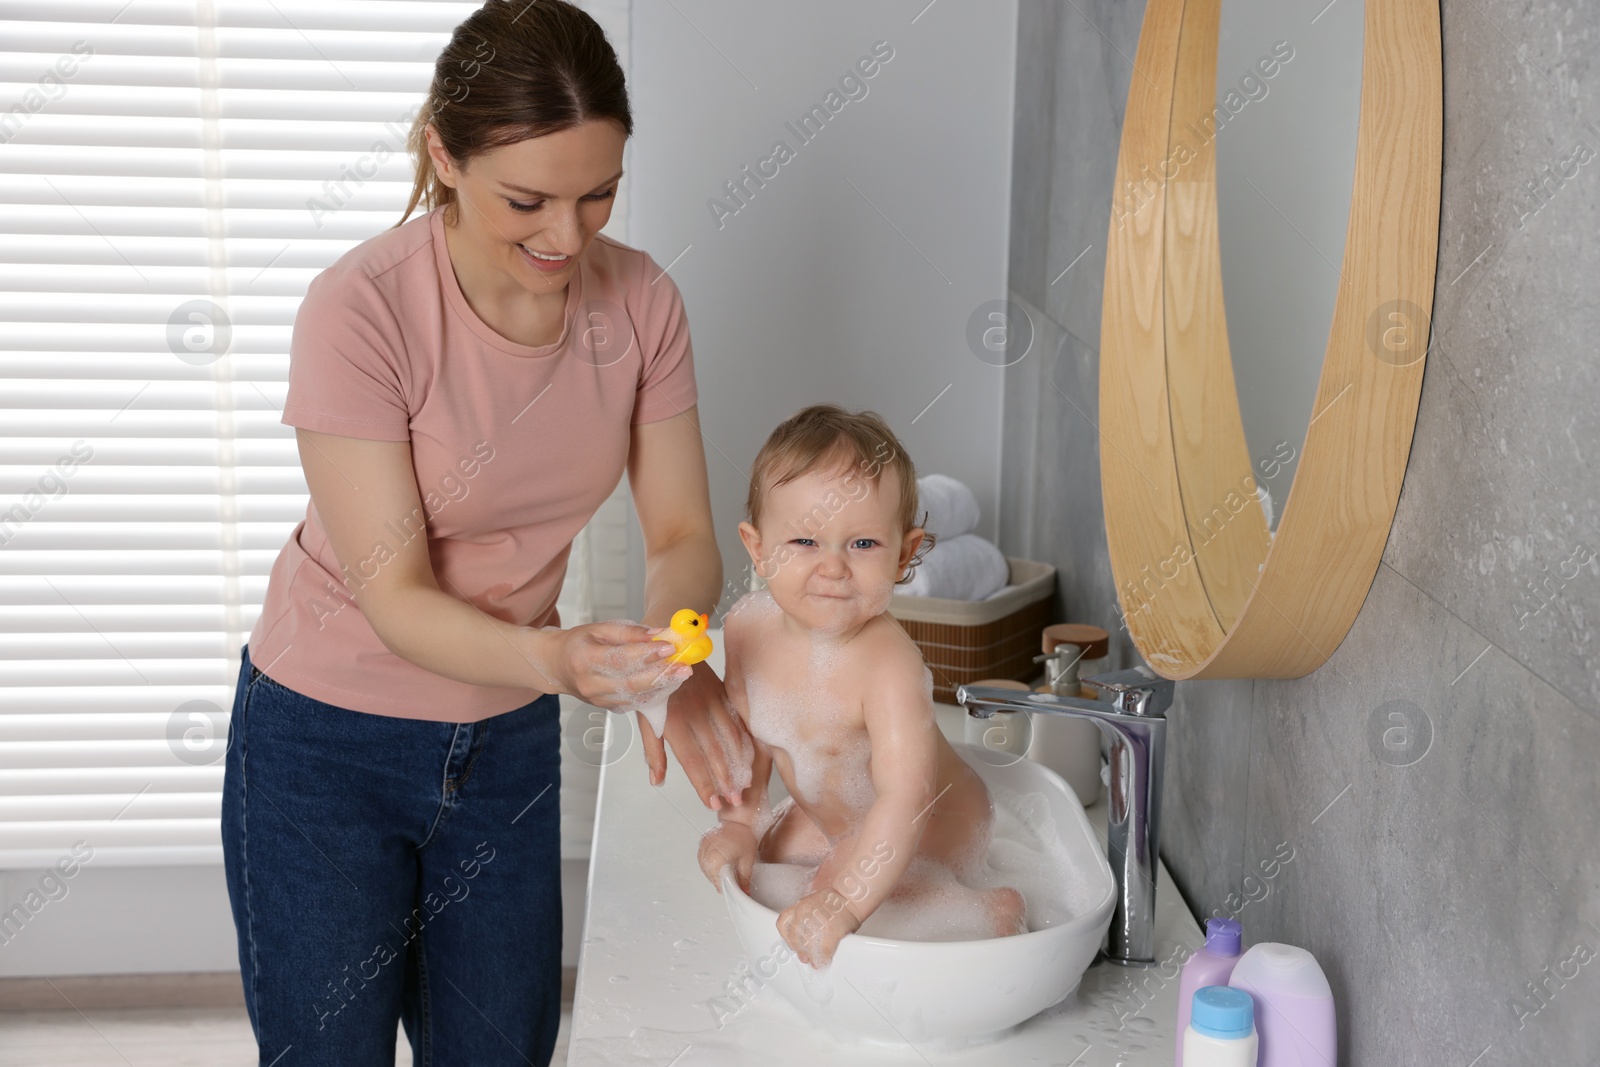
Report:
673,937,696,949
609,975,629,984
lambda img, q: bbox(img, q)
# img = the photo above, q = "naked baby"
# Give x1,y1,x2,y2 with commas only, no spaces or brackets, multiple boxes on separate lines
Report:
696,404,1027,968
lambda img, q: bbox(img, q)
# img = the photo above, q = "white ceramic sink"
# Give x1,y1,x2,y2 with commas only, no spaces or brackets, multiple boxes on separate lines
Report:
717,742,1117,1048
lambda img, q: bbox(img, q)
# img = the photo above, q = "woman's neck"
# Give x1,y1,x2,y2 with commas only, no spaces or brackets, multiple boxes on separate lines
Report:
442,206,570,347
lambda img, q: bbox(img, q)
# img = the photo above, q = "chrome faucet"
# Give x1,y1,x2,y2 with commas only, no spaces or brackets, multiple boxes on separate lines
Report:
956,665,1173,965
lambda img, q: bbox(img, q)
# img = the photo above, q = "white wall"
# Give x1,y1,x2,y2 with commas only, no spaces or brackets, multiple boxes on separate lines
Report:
628,0,1018,603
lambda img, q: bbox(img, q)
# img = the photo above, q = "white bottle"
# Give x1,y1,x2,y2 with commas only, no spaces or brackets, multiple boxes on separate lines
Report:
1182,985,1259,1067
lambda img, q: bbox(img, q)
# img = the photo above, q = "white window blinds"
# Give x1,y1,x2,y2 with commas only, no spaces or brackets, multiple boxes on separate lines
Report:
0,0,626,869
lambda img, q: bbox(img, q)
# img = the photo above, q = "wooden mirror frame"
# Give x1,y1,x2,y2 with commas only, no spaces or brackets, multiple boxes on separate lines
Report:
1098,0,1443,679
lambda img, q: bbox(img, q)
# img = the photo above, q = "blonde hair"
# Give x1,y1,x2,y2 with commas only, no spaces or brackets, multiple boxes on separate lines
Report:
746,404,934,583
392,0,632,229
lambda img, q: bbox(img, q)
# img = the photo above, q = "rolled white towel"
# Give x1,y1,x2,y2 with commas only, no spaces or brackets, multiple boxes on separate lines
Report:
916,474,980,541
901,533,1010,600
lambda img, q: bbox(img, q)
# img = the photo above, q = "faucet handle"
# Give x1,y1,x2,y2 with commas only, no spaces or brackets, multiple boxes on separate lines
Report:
1083,665,1175,717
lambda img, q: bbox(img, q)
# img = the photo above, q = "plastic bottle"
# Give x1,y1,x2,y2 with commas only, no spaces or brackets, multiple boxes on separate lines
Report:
1228,942,1336,1067
1182,985,1259,1066
1175,917,1244,1065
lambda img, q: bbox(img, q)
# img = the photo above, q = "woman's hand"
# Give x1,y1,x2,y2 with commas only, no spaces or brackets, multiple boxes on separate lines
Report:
642,660,754,810
542,620,688,711
697,822,757,894
776,887,862,969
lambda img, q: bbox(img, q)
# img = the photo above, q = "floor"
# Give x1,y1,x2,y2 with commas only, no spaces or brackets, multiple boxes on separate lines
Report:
0,1006,573,1065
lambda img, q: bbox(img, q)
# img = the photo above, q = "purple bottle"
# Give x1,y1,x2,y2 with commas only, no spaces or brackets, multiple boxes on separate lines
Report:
1175,918,1244,1066
1228,942,1337,1067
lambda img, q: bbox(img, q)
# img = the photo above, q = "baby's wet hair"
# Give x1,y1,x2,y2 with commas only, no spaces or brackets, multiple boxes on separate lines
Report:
745,403,935,583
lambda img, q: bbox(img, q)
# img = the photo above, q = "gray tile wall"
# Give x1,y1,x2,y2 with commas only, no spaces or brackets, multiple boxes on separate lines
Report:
1002,2,1600,1061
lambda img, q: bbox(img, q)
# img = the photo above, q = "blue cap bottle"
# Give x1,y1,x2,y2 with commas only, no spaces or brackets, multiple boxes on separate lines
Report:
1182,985,1259,1066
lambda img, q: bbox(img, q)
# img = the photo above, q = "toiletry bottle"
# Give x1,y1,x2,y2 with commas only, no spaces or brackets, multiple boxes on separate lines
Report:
1182,986,1259,1066
1175,918,1244,1065
1029,624,1107,803
1228,942,1336,1067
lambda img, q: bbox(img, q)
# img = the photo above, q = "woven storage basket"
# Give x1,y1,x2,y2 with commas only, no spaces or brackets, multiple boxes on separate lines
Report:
887,557,1057,705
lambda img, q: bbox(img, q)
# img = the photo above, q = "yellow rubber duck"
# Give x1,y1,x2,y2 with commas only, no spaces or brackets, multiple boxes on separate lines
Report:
655,608,713,666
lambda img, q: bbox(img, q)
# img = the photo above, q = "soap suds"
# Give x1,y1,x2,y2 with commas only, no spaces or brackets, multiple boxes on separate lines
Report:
626,686,675,738
594,648,684,739
748,778,1097,942
727,587,783,626
744,663,875,832
576,617,704,738
709,702,756,798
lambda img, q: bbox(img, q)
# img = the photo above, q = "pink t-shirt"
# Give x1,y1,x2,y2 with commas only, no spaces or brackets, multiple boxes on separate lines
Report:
247,205,698,721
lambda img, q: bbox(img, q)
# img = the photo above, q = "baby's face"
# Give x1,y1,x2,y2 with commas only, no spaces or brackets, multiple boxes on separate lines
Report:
738,463,924,635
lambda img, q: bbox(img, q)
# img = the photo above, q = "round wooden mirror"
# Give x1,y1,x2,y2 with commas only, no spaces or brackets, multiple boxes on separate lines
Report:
1098,0,1442,679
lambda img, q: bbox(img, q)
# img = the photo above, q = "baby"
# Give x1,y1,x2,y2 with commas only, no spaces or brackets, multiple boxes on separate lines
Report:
696,404,1026,968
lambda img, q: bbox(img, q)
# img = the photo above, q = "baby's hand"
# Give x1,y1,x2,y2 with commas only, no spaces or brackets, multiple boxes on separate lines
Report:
697,823,756,893
777,888,862,969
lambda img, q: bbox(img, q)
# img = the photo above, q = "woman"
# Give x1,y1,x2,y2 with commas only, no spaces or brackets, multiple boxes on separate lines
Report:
221,3,750,1063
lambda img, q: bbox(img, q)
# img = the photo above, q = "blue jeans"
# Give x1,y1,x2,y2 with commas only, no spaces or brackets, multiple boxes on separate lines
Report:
222,643,563,1066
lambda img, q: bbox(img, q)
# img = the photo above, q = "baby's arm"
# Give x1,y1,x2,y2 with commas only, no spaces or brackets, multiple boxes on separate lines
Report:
777,654,937,964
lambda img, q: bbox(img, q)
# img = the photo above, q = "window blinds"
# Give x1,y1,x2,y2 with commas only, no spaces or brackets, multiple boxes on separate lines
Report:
0,0,621,868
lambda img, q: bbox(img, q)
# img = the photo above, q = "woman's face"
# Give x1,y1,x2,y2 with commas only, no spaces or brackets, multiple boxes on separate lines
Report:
427,118,626,295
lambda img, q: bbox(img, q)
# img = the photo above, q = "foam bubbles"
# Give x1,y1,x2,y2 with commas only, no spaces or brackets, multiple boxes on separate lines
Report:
739,612,879,832
749,856,813,906
716,714,756,798
747,783,1093,943
726,588,782,631
981,781,1100,927
628,686,673,738
607,652,687,738
744,667,875,828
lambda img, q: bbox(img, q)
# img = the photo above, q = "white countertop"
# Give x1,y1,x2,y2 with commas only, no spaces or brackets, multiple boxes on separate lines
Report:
571,670,1201,1066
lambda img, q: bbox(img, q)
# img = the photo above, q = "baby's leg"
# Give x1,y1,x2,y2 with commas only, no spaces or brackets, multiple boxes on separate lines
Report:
861,857,1028,940
907,771,1029,938
980,885,1028,937
758,797,831,867
892,867,1027,938
917,764,997,879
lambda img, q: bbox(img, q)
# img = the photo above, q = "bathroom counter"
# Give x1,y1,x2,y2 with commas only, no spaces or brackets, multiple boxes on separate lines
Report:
570,696,1202,1066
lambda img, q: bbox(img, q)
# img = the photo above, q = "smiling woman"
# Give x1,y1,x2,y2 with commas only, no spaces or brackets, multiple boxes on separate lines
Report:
406,49,633,348
223,3,751,1065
